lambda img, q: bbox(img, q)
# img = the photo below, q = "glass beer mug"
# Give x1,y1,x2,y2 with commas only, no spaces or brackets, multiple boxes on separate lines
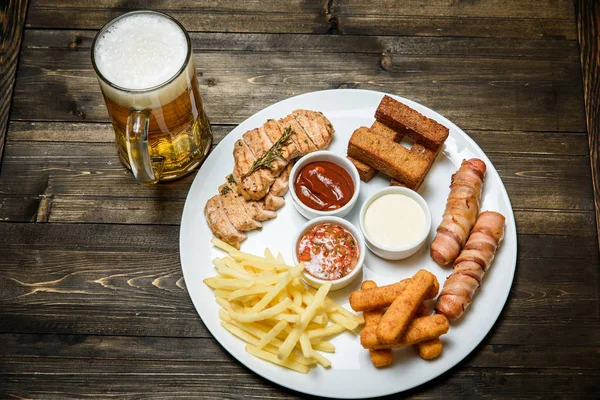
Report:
91,10,212,183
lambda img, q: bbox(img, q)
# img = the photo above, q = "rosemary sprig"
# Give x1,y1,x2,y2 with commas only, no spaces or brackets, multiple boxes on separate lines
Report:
242,127,294,179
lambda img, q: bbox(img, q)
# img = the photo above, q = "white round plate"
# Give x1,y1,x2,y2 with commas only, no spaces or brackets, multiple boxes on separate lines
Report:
180,89,517,399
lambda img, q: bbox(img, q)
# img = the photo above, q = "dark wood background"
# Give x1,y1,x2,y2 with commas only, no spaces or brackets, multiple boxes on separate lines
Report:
1,0,599,398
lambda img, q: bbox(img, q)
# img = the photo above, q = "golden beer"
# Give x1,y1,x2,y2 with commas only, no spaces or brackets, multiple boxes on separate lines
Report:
92,11,212,183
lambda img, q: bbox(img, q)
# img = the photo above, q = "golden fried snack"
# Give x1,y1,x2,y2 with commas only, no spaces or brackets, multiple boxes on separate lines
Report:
376,270,436,343
349,276,439,312
348,156,378,182
416,338,443,360
361,280,392,368
375,95,449,150
361,314,449,349
413,306,443,360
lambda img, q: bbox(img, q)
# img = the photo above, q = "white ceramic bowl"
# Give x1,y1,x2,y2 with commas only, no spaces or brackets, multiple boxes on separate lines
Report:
359,186,432,260
288,151,360,220
292,216,365,291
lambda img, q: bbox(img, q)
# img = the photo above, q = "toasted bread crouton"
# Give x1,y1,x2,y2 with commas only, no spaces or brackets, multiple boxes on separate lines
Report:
348,127,430,188
375,96,449,149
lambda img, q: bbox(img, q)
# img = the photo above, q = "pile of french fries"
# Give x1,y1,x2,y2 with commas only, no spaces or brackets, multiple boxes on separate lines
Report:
349,269,450,368
204,238,364,374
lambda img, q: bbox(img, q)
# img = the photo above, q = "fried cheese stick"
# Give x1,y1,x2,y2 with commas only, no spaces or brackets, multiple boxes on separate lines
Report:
435,211,505,321
430,158,486,266
360,280,392,368
361,314,449,349
377,270,436,343
349,276,439,312
413,307,443,360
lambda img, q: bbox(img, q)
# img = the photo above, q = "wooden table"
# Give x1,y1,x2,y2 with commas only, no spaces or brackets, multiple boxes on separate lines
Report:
1,1,598,398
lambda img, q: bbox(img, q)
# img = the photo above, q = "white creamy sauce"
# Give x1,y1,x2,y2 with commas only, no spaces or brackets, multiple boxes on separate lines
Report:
364,194,426,248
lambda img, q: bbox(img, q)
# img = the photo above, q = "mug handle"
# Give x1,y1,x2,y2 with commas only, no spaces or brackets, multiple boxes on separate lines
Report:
125,109,161,183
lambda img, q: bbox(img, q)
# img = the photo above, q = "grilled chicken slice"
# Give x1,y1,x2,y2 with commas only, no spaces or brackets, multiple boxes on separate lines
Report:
218,183,262,231
270,162,293,197
232,138,276,201
292,109,334,149
226,178,277,221
263,194,285,211
278,114,318,155
204,196,247,249
261,119,300,161
243,127,288,174
207,110,335,247
262,163,293,211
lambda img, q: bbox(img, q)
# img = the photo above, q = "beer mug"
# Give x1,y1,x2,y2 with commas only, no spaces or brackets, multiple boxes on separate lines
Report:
91,10,212,183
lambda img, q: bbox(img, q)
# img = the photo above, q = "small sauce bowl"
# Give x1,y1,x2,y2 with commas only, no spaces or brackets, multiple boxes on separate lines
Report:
292,216,365,291
359,186,431,260
289,151,360,220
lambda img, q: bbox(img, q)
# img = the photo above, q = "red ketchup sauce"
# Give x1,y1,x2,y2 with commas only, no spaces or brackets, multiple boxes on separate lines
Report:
294,161,354,211
297,223,359,280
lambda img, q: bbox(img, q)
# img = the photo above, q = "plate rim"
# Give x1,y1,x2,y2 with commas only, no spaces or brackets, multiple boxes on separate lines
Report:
179,88,518,398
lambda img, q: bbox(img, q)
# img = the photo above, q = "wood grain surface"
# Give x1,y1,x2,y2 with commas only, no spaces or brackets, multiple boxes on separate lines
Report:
1,1,599,399
577,0,600,249
0,0,28,164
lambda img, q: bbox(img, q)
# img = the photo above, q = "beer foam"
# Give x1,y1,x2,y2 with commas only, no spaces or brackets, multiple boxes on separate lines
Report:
94,14,187,90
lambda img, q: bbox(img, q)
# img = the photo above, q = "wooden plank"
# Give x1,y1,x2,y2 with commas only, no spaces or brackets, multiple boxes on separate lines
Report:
10,48,586,132
30,0,572,18
0,223,597,337
334,0,575,19
0,0,28,164
0,140,594,221
6,121,591,156
2,364,596,399
23,0,577,39
22,29,581,59
1,223,596,260
2,333,597,370
339,15,577,40
576,0,600,249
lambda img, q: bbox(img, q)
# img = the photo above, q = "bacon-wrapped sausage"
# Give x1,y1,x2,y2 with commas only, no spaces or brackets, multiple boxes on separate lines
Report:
435,211,505,321
430,158,486,266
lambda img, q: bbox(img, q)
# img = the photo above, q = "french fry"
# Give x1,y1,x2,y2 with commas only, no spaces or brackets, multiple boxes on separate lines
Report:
246,345,310,374
329,312,360,330
214,289,234,299
218,308,232,322
377,270,436,343
250,272,293,312
264,248,275,260
276,252,285,263
206,245,359,372
211,237,238,254
272,313,300,324
278,283,331,360
221,257,248,273
228,286,270,301
223,321,313,367
299,333,313,358
307,324,345,340
313,341,335,353
229,298,292,323
257,320,288,349
203,277,253,290
311,349,332,368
